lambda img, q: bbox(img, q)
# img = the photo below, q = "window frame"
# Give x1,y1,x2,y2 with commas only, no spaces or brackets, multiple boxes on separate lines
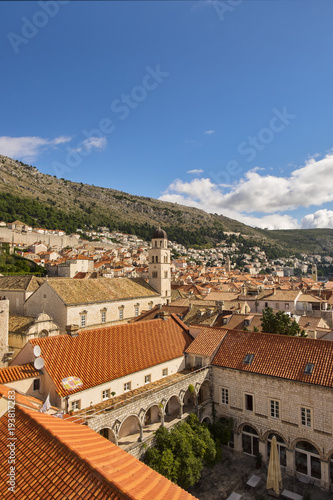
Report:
244,393,254,412
270,399,280,419
101,310,106,324
71,400,81,411
102,389,110,400
162,368,168,377
80,314,86,328
144,374,151,384
300,406,312,429
33,379,40,391
124,381,131,392
221,387,229,406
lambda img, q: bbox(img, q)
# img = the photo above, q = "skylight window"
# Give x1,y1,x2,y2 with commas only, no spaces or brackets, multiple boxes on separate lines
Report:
304,363,314,375
243,353,254,365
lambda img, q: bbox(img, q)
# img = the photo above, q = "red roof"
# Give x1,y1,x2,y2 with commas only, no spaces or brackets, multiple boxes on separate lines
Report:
27,315,192,396
0,363,40,384
0,406,197,499
212,329,333,388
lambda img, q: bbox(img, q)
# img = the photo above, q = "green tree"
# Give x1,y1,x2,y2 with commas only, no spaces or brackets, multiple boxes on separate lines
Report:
261,307,306,336
145,414,219,489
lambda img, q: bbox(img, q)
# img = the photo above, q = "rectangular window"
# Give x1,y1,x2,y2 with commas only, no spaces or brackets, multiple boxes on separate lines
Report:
80,314,86,327
135,305,139,317
221,388,229,405
152,271,158,279
33,379,40,391
301,407,312,428
285,303,289,309
275,303,279,309
162,368,168,377
102,389,110,400
145,374,151,384
270,399,280,419
71,400,81,411
149,303,153,310
119,308,123,320
124,382,131,392
101,311,106,323
245,393,254,412
164,271,168,278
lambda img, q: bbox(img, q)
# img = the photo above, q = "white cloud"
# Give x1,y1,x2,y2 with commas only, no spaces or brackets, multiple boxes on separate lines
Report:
187,169,204,175
52,136,72,145
159,152,333,229
0,135,72,161
160,178,298,229
301,209,333,229
74,136,107,153
204,130,215,135
162,153,333,216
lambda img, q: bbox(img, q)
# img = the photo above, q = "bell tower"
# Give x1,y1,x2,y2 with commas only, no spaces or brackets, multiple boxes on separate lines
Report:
148,227,171,304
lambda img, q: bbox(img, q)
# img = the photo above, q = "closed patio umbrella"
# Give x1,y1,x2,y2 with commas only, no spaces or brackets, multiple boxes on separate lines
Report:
266,436,283,495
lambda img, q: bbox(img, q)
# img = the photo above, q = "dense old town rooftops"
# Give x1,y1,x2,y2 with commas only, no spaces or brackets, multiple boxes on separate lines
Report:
0,405,197,500
26,315,192,396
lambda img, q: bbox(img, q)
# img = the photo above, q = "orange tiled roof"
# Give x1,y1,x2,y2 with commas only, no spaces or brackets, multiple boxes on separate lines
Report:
0,363,40,384
27,315,192,396
185,326,228,356
212,329,333,388
0,406,197,500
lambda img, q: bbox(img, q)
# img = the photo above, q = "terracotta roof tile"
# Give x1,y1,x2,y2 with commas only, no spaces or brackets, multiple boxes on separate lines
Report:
0,406,197,499
186,327,228,356
0,275,44,292
0,363,40,384
212,329,333,388
42,277,159,305
27,315,192,396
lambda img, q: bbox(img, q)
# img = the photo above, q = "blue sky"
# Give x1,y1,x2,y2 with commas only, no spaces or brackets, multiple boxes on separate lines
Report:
1,0,333,229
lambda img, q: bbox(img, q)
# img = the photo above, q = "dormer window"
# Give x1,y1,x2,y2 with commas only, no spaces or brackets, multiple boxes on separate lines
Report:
244,353,254,365
304,363,314,375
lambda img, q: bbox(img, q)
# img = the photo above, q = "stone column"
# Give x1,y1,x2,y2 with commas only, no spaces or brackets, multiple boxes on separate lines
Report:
320,460,330,491
286,449,295,476
139,425,143,442
233,432,243,456
159,410,165,427
179,402,184,419
259,439,267,464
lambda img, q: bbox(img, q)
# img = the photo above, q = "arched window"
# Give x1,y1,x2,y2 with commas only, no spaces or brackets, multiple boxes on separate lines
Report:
295,441,321,480
152,256,154,263
39,330,49,338
155,241,157,247
164,255,168,263
242,425,259,456
156,256,158,263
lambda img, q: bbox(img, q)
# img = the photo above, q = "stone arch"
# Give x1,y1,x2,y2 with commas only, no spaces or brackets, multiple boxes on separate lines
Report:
98,427,116,444
263,429,288,446
165,394,181,422
325,449,333,462
38,329,49,338
291,438,324,460
118,414,141,442
144,404,161,426
201,416,212,425
183,387,196,414
198,379,211,404
237,422,261,438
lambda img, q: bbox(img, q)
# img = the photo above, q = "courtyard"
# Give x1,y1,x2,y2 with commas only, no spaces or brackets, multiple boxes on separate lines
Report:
188,448,332,500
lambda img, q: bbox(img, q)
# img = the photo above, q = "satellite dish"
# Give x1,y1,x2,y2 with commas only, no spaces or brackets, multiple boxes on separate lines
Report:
34,357,44,370
33,345,41,357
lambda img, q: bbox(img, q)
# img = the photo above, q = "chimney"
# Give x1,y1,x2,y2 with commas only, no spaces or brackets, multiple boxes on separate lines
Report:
66,324,80,337
216,300,224,314
157,303,162,310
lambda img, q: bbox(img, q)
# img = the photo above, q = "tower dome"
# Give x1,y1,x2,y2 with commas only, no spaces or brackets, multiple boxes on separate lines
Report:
152,227,168,240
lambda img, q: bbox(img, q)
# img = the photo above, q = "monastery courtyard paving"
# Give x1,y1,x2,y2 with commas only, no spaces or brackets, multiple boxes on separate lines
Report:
188,448,332,500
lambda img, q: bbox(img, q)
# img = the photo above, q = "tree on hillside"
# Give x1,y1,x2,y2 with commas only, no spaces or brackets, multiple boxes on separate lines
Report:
261,307,306,337
144,414,220,489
